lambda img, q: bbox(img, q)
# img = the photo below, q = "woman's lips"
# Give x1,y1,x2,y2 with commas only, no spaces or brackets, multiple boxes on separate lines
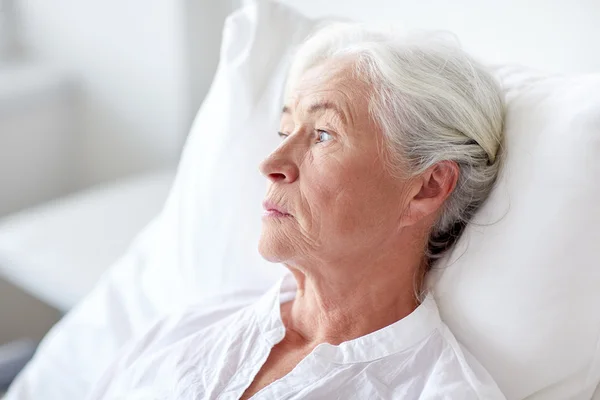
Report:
262,200,292,218
263,209,291,218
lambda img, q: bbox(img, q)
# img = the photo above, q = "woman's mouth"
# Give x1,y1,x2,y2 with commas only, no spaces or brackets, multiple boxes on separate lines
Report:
263,209,291,218
262,200,292,218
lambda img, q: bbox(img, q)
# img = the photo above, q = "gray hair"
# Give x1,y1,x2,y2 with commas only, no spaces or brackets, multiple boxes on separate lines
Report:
286,23,505,264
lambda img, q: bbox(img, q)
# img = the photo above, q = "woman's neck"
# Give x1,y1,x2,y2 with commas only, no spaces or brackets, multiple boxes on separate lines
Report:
283,250,424,347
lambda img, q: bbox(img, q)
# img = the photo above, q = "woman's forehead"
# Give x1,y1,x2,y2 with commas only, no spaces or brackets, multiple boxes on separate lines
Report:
284,61,371,122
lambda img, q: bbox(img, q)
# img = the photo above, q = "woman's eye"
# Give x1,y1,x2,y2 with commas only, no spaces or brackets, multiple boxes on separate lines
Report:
278,131,289,140
316,130,333,143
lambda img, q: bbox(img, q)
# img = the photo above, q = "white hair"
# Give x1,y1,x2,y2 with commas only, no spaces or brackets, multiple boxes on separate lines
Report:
286,23,505,263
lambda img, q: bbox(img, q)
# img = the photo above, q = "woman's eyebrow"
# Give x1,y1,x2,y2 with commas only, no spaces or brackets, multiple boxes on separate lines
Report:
282,102,348,125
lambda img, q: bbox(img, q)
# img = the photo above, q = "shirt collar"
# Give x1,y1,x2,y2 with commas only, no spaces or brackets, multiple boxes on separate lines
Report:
254,272,443,364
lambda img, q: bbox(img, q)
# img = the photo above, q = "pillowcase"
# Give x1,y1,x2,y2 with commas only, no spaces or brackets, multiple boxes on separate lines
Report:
8,1,600,399
428,67,600,399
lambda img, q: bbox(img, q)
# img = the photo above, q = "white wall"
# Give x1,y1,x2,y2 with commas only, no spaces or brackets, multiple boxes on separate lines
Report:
183,0,233,124
0,0,18,59
281,0,600,75
14,0,234,187
0,65,77,216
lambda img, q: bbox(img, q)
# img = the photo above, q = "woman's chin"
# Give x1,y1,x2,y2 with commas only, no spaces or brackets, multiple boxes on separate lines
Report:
258,236,290,263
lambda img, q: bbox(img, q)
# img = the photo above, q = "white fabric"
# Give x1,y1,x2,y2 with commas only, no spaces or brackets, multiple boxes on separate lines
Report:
87,274,505,400
427,68,600,400
0,169,174,311
7,1,600,399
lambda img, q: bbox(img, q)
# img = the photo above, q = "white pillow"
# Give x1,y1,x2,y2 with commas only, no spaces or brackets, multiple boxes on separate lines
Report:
428,68,600,399
8,1,600,399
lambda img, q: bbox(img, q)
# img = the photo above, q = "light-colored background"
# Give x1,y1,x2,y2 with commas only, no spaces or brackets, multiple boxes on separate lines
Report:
1,0,599,346
0,0,236,345
278,0,600,74
6,0,233,191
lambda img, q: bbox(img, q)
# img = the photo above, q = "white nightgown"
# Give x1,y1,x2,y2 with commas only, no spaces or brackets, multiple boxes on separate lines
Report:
87,273,505,399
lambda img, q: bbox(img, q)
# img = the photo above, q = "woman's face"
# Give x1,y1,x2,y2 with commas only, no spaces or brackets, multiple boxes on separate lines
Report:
258,60,413,269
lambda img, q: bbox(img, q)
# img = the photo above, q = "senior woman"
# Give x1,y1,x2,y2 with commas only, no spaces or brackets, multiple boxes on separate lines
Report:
87,24,505,399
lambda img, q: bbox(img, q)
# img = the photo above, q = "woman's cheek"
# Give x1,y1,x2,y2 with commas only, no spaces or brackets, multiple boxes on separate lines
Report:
304,150,339,188
300,145,349,209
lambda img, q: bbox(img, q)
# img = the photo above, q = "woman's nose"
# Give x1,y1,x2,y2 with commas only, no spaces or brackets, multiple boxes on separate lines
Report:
259,153,299,183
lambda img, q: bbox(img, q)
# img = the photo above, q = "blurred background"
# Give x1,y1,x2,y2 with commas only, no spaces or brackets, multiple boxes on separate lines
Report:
0,0,238,359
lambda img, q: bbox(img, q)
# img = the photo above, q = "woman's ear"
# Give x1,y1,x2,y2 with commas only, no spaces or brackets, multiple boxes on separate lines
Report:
403,161,459,227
